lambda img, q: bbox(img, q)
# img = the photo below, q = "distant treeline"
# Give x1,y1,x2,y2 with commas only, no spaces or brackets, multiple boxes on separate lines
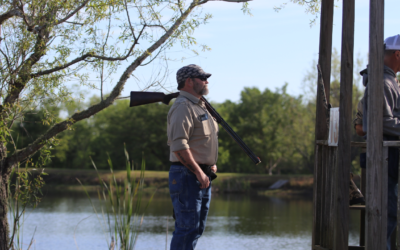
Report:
11,84,364,175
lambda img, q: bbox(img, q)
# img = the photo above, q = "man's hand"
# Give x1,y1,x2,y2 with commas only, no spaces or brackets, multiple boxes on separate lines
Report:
355,124,366,137
196,171,210,189
211,165,217,173
173,149,210,189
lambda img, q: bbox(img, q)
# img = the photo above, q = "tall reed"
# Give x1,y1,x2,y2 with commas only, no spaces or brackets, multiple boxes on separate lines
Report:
79,147,154,250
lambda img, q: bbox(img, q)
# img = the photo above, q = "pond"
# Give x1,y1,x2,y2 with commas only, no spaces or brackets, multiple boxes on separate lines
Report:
14,192,362,250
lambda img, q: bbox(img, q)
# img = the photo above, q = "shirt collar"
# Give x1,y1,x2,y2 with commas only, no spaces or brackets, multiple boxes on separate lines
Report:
180,91,201,104
384,65,396,78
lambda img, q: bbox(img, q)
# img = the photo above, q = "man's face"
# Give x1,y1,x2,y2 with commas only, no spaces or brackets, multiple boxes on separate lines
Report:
192,77,209,96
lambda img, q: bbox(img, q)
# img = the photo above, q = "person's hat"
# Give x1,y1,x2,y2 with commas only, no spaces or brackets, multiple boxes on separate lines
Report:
385,35,400,50
176,64,211,84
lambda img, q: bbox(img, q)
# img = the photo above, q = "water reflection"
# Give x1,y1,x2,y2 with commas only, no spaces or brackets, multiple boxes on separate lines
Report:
15,192,360,250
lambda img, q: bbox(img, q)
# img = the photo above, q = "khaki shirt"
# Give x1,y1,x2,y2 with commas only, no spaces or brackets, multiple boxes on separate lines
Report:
167,91,219,165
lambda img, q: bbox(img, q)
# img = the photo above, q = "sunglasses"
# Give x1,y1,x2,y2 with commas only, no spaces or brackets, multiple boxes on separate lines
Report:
192,77,208,81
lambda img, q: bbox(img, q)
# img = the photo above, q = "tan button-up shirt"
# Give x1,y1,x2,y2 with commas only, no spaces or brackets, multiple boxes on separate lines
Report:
167,91,219,165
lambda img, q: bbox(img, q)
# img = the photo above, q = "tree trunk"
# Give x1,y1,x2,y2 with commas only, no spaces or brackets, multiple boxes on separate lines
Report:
0,173,10,250
0,143,11,250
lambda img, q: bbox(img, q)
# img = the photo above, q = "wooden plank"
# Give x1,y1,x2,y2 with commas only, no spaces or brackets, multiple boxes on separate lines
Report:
321,146,337,249
351,142,367,148
313,144,322,246
382,146,389,246
316,140,328,146
366,0,385,249
314,245,330,250
333,0,355,249
314,246,330,250
349,205,365,211
313,1,334,248
320,146,331,247
382,141,400,147
360,168,366,246
315,0,334,142
327,147,337,248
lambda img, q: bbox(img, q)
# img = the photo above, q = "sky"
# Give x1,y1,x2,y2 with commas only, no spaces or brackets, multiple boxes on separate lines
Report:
86,0,400,104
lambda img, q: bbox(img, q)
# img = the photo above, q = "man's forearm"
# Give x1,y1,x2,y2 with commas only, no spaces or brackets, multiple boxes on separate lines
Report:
174,149,202,174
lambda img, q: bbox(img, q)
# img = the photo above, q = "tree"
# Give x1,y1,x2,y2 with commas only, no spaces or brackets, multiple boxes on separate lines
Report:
0,0,250,247
218,85,308,175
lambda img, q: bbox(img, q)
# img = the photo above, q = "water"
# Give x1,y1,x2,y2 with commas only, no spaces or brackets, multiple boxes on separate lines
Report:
13,192,361,250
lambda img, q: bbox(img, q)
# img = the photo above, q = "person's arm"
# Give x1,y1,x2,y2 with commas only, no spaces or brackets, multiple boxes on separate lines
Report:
354,98,365,136
355,124,366,136
382,83,400,136
174,149,210,189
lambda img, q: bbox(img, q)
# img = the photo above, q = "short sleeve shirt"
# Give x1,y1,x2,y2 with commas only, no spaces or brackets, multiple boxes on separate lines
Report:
167,91,219,165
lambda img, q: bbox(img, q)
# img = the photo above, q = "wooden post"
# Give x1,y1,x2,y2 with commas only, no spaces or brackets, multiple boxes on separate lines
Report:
366,0,386,249
333,0,355,249
312,0,334,248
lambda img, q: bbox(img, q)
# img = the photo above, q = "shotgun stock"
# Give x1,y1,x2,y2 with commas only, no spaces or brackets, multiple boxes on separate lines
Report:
129,91,179,107
129,91,261,165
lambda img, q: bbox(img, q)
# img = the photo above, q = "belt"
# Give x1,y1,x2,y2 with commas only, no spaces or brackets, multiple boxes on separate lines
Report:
171,162,217,180
171,161,211,168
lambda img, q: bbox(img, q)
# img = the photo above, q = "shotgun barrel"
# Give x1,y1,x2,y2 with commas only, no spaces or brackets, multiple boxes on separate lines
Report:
129,91,261,165
201,96,261,165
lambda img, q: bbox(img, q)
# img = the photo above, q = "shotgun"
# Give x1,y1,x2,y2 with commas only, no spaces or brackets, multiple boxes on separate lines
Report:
130,91,261,165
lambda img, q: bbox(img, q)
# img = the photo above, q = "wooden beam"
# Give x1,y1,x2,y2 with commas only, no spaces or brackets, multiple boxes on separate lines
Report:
366,0,386,249
315,0,334,141
333,0,355,248
382,141,400,147
313,0,334,248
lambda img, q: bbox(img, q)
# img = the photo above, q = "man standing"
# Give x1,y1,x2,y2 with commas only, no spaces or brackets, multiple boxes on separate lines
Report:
363,34,400,250
167,64,218,250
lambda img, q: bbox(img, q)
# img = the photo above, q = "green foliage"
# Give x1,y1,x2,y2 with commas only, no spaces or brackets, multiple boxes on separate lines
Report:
217,85,312,175
79,146,154,250
46,99,171,170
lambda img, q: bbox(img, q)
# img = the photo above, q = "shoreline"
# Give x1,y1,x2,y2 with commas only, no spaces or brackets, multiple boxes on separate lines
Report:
32,168,317,198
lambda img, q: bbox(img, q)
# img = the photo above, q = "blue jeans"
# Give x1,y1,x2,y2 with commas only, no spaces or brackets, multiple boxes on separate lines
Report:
387,176,398,250
169,164,212,250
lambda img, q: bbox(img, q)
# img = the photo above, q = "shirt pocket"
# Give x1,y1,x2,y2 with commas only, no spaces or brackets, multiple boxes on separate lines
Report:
192,119,211,135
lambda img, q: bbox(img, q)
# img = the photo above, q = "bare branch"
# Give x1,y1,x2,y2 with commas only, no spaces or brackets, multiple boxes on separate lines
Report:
65,21,84,26
124,0,138,41
147,24,167,32
56,0,90,25
30,38,140,78
177,0,183,15
0,48,11,72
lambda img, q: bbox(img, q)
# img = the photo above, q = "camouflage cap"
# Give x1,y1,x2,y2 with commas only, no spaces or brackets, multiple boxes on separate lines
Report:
176,64,211,85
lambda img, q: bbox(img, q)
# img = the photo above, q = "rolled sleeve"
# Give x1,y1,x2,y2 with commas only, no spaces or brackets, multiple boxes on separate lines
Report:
169,103,194,152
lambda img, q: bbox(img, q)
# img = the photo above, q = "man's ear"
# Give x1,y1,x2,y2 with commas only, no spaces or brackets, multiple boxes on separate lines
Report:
185,78,193,87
